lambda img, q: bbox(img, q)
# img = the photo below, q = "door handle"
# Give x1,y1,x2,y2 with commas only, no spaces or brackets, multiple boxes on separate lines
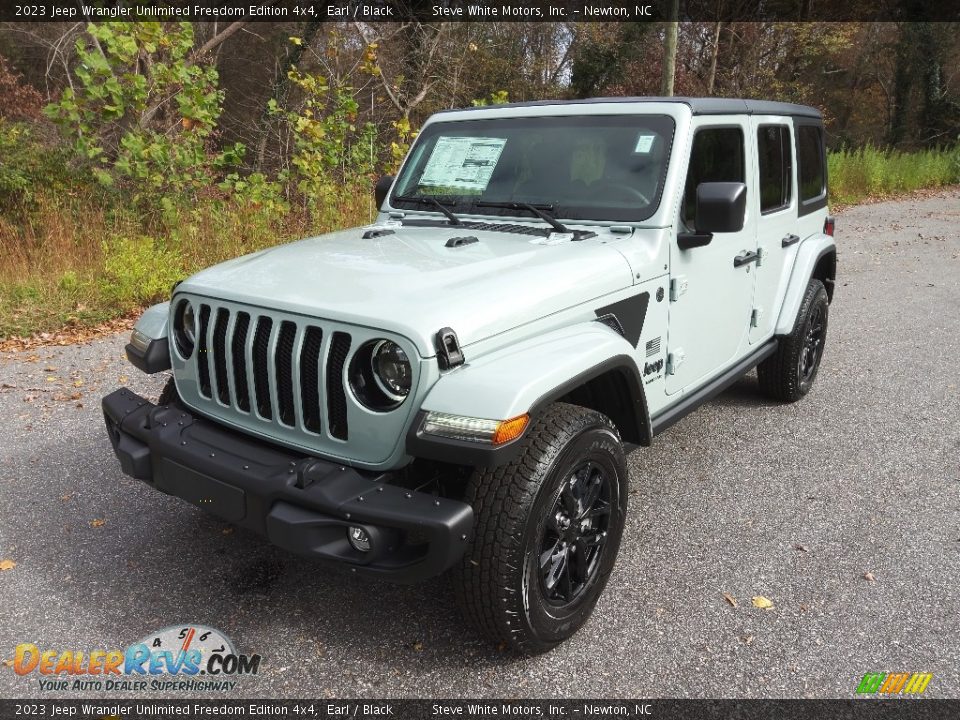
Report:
733,251,759,268
781,233,800,247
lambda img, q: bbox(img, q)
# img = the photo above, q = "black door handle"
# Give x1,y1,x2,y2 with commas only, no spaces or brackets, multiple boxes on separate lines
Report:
781,233,800,247
733,251,759,268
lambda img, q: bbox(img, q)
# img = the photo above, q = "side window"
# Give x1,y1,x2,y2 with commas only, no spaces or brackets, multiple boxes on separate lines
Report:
798,125,826,202
682,127,744,228
757,125,792,213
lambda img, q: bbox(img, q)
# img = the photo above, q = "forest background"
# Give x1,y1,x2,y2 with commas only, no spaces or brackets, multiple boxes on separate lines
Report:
0,18,957,338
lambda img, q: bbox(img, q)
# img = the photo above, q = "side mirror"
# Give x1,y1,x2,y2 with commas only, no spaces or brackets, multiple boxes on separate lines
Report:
374,175,395,210
678,181,747,250
695,181,746,233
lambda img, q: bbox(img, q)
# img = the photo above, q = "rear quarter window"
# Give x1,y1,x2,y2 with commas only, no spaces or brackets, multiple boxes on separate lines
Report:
798,125,826,203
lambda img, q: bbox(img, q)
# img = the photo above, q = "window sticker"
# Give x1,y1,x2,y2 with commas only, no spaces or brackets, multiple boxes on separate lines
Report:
419,136,507,191
634,134,656,154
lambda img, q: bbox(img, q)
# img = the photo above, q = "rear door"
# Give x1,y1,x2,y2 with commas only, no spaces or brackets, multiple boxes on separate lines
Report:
666,119,757,395
749,118,796,342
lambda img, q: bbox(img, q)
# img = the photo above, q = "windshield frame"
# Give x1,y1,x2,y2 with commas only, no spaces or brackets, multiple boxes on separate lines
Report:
388,113,677,225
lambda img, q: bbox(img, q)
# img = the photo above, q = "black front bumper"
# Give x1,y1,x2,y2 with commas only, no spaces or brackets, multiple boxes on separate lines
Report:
102,389,473,583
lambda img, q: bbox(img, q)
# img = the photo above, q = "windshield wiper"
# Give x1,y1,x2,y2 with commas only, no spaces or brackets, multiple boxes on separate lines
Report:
393,194,462,225
474,201,570,234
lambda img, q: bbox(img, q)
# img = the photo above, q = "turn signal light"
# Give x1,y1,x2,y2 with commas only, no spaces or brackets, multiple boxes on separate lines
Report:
492,414,529,445
824,216,835,237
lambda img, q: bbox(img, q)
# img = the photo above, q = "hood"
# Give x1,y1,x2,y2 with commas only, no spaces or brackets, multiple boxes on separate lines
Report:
179,222,635,357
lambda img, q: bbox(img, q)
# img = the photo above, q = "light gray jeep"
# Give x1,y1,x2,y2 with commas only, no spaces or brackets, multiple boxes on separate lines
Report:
103,97,836,653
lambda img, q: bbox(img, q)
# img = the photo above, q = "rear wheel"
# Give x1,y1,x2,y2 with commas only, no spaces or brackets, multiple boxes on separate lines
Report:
452,403,628,654
758,278,829,402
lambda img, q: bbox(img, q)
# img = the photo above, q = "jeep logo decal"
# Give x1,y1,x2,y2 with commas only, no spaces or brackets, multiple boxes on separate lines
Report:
644,359,663,376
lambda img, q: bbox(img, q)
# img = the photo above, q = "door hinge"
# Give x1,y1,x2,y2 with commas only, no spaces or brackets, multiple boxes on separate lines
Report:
669,276,688,302
666,348,685,375
756,248,765,267
750,308,763,328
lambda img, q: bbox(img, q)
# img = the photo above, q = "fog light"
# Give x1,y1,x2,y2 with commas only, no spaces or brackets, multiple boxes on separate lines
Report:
347,526,371,552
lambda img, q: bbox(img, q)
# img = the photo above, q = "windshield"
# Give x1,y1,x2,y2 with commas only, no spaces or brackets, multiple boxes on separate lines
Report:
391,114,675,223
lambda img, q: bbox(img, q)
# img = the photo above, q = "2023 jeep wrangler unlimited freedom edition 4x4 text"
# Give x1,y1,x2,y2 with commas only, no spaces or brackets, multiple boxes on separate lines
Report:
104,97,836,653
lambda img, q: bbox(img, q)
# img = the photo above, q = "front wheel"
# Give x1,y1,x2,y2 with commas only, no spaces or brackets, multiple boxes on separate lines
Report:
452,403,628,654
758,278,830,402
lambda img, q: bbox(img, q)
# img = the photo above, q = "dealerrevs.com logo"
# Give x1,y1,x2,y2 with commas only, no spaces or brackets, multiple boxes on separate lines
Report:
856,672,933,696
11,624,261,693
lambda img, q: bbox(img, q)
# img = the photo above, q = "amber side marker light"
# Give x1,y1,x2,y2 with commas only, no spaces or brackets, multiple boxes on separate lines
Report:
492,414,530,445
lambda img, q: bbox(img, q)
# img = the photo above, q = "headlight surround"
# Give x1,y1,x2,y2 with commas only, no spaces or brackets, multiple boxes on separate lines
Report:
348,339,412,411
172,299,196,358
371,340,411,401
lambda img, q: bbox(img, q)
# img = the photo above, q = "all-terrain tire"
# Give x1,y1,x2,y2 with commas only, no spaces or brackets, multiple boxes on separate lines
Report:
758,278,829,402
452,403,628,654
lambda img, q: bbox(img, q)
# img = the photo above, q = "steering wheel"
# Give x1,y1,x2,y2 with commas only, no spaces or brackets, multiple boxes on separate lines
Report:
593,181,650,206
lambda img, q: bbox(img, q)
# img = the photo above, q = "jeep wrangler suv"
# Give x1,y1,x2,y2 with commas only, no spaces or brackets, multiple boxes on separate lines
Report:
103,97,836,653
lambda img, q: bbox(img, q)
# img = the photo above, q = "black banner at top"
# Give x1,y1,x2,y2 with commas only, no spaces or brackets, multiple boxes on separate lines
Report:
2,0,959,23
1,699,959,720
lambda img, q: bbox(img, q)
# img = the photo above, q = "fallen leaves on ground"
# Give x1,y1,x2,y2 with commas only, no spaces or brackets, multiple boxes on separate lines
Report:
412,642,424,652
863,572,876,582
722,593,738,608
90,518,106,528
794,543,810,552
0,560,16,571
0,314,137,353
2,659,13,667
752,595,775,610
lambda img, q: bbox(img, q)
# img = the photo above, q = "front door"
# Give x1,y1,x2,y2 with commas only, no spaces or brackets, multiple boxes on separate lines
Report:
666,120,757,395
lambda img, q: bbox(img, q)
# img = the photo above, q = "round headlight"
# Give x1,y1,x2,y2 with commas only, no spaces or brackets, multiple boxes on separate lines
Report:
348,339,412,412
371,340,411,401
173,300,196,358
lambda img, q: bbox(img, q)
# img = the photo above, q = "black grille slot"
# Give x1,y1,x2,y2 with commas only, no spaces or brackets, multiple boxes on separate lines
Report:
231,312,251,412
275,321,297,427
252,317,273,419
300,327,323,434
326,332,351,440
212,308,230,404
197,304,211,398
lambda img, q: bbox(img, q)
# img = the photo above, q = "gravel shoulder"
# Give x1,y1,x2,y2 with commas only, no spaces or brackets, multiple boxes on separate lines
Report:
1,188,958,699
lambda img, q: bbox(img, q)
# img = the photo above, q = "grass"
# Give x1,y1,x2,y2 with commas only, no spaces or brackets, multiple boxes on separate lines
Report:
0,189,373,339
828,144,960,205
2,144,958,341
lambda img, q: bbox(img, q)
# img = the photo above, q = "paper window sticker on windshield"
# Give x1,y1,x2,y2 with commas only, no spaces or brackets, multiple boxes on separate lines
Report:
634,134,656,154
419,136,507,191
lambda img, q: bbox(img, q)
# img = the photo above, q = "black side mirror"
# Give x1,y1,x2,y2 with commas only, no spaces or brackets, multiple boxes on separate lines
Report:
678,181,747,250
375,175,394,210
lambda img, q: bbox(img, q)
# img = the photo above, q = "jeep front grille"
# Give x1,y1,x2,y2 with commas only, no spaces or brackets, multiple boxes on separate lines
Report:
193,303,349,440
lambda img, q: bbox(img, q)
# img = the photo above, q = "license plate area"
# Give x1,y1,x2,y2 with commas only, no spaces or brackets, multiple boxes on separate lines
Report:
155,458,247,523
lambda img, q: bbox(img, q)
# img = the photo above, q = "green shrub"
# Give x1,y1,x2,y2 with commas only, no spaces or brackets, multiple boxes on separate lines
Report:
98,234,183,310
829,144,960,205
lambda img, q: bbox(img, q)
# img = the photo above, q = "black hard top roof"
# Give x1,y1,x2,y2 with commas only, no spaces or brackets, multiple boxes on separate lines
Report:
440,96,822,119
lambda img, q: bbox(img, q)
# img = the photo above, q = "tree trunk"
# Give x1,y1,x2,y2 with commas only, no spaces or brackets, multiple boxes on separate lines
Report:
660,0,679,97
706,21,722,95
888,23,915,147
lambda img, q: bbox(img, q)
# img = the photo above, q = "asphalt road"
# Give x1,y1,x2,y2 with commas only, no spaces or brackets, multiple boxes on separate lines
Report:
1,189,958,701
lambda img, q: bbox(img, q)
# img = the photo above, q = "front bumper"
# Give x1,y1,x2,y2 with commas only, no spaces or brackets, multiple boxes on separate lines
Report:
102,389,473,583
